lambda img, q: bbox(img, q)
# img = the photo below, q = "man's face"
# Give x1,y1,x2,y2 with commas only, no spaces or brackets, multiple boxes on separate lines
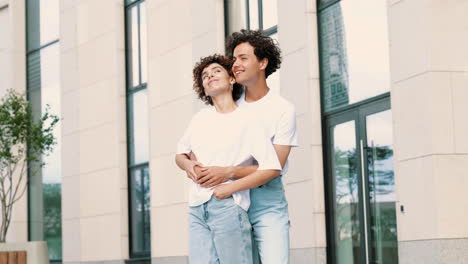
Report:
201,63,234,97
232,42,264,85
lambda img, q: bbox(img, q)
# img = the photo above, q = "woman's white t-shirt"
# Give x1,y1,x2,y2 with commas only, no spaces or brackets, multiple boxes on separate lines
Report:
177,106,281,211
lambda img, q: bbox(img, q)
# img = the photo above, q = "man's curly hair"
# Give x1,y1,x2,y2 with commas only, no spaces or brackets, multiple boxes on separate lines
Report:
226,29,282,78
192,54,243,105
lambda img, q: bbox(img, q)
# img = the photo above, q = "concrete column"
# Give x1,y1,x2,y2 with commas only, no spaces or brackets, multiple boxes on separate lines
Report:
278,0,326,263
60,0,128,263
388,0,468,263
146,0,224,262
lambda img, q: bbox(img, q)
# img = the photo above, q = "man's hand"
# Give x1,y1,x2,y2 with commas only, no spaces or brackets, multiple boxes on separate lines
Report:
196,166,234,187
182,159,203,182
212,183,235,199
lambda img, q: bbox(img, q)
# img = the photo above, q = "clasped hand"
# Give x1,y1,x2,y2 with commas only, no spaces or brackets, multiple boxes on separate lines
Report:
190,165,234,199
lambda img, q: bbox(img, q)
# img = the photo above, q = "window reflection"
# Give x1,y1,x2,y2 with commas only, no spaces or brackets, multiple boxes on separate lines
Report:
366,110,398,264
140,2,148,83
225,0,278,35
27,43,62,261
332,121,361,264
41,45,61,185
125,0,151,258
319,0,391,112
319,0,339,9
129,6,140,87
130,89,149,165
225,0,248,34
130,167,151,254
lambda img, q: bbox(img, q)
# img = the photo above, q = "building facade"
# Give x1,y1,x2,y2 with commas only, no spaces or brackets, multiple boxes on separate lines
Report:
0,0,467,263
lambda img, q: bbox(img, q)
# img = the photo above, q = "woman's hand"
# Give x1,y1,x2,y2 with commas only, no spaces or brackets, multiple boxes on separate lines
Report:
182,159,204,182
197,166,234,187
212,184,235,199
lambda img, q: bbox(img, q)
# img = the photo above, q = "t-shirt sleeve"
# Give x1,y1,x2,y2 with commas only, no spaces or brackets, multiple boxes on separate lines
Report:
273,103,298,147
176,116,195,155
248,126,282,171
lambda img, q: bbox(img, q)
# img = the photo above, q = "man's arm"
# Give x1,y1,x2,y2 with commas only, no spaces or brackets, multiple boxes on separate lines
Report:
212,169,281,199
196,165,257,187
175,153,203,181
197,144,292,187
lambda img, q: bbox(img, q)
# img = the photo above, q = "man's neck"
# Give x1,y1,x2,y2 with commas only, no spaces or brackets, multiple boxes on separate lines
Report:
244,78,269,103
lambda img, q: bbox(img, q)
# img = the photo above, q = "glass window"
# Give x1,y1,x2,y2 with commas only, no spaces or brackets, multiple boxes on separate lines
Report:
225,0,278,35
366,110,398,264
129,89,149,165
125,0,139,5
26,0,62,260
140,2,148,84
125,0,151,259
130,167,151,255
225,0,248,34
27,42,62,261
127,6,140,87
331,120,361,263
26,0,62,261
318,0,391,112
27,0,59,51
126,1,148,88
319,0,339,10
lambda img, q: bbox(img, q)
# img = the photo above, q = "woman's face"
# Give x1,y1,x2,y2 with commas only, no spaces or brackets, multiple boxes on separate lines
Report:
201,63,235,98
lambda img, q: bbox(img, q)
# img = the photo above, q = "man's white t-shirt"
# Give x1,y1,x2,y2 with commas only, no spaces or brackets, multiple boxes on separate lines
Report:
237,89,298,175
177,106,281,211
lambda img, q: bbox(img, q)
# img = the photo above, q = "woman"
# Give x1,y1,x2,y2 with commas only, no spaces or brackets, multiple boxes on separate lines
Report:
175,54,281,264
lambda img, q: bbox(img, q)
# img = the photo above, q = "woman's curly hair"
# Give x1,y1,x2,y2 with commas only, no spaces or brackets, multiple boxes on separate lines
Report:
192,54,243,105
226,29,282,78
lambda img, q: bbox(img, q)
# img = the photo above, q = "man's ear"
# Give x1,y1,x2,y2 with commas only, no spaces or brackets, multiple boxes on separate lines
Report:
259,58,268,70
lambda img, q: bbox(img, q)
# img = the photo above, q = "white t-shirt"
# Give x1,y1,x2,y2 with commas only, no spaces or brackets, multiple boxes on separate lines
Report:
237,89,298,175
177,106,281,211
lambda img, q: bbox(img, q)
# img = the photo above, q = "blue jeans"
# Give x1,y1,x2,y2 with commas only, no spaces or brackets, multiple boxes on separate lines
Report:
249,176,290,264
189,196,253,264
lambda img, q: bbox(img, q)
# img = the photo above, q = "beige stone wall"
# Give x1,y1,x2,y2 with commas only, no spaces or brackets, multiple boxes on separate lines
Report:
0,0,28,243
388,0,468,256
60,0,128,262
278,0,326,261
0,1,11,98
146,0,225,258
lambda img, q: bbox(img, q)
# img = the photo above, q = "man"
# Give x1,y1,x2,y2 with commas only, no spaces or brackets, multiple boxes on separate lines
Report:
195,29,298,264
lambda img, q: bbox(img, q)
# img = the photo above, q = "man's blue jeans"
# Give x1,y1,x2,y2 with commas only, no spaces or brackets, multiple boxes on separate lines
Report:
189,196,253,264
249,176,290,264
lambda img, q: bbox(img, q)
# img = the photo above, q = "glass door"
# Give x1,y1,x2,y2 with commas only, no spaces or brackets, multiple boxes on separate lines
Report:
325,98,398,264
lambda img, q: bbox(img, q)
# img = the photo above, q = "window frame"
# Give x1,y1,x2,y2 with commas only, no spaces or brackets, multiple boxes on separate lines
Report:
124,0,151,261
224,0,278,37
